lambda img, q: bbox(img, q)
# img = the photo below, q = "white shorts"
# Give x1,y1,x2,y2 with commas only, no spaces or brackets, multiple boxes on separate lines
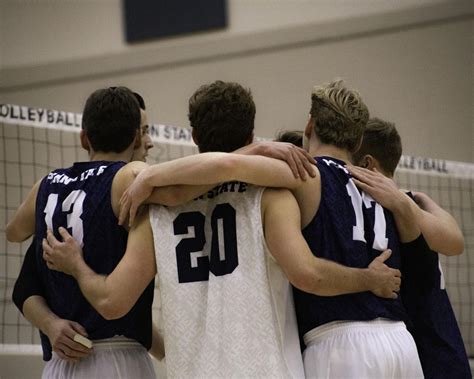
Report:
302,319,423,379
42,336,156,379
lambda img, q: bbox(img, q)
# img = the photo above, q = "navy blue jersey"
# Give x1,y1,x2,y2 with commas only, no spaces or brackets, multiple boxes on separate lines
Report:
293,157,408,341
34,161,154,360
400,217,471,378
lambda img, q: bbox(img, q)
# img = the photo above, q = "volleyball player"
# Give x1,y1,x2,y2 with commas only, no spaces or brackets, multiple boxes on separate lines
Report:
43,80,402,378
10,90,160,366
348,118,470,379
6,87,160,378
117,80,425,377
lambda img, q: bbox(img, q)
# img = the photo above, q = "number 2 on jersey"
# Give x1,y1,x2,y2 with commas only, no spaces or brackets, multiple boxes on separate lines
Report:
44,190,86,246
174,203,238,283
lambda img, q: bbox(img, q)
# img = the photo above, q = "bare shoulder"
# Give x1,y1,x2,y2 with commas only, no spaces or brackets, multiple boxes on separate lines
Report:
111,161,149,212
113,161,148,189
118,161,148,177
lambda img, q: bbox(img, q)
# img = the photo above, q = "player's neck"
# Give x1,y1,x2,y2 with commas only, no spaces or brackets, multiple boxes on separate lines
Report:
308,141,352,164
89,150,133,163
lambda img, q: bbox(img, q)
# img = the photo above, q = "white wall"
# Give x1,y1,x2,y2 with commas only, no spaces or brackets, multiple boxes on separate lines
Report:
1,0,452,68
0,1,472,162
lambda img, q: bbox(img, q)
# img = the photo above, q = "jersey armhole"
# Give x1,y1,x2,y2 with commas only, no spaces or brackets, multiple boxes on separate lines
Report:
258,187,278,263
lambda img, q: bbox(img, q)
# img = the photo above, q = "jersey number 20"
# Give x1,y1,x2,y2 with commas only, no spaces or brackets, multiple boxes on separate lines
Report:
173,203,238,283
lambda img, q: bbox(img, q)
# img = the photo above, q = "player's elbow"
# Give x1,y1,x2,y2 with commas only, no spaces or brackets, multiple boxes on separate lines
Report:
450,234,464,256
97,298,131,320
430,229,465,256
6,222,28,242
288,266,325,295
441,234,464,256
99,305,127,321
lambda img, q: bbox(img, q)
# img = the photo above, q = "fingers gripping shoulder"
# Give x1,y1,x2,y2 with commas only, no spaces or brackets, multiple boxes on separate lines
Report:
112,161,148,207
117,161,148,186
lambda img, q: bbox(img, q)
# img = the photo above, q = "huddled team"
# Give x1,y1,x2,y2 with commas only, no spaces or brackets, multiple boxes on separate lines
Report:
6,80,471,378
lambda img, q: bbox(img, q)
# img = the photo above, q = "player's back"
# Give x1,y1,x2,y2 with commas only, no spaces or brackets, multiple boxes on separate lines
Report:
35,161,154,359
293,157,408,340
150,181,303,379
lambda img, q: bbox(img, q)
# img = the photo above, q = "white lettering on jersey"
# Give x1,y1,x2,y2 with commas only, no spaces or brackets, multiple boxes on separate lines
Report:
43,190,86,246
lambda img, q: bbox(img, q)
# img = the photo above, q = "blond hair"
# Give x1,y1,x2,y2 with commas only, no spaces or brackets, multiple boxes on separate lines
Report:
310,79,369,152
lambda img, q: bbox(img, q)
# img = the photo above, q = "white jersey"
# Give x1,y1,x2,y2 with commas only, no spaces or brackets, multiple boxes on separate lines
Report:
150,182,304,379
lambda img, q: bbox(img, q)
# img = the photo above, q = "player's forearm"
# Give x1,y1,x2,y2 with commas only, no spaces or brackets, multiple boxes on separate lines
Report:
390,194,421,243
141,152,301,190
23,296,59,336
70,262,117,320
414,204,464,256
72,257,153,321
140,153,232,189
147,184,212,207
296,258,372,296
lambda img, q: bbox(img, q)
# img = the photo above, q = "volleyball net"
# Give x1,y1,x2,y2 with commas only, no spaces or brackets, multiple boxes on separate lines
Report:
0,104,472,357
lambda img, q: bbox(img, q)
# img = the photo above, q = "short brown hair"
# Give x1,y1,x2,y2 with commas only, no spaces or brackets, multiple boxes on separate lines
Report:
275,130,304,147
310,79,369,152
82,86,140,153
352,117,402,176
188,80,255,153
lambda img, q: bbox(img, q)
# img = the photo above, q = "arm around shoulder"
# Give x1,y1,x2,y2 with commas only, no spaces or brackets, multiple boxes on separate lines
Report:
262,188,400,298
412,191,464,256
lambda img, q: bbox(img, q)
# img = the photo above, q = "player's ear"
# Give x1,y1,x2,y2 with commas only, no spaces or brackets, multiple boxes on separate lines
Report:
304,117,314,139
80,130,90,152
364,155,377,170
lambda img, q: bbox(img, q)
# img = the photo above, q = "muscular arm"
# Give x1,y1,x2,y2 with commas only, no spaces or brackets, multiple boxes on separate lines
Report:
147,184,213,207
139,153,307,188
120,141,316,218
348,166,463,254
120,152,320,227
43,208,157,320
262,188,401,298
412,191,464,256
6,180,41,242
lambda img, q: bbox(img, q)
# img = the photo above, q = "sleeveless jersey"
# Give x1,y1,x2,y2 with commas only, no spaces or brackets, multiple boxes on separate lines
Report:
150,182,304,379
293,157,408,341
400,197,471,378
35,161,154,360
